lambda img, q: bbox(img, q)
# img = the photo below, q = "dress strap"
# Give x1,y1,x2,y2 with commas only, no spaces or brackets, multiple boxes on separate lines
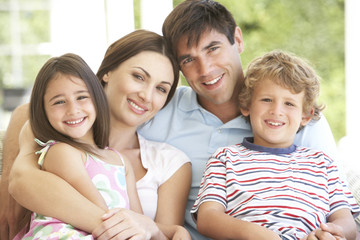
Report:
34,139,56,167
105,147,125,165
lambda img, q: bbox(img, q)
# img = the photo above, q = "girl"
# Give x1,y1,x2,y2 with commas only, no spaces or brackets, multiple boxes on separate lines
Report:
17,53,142,239
9,30,191,239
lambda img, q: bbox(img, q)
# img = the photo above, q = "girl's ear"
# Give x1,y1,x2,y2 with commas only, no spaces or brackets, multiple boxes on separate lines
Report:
240,107,250,117
301,108,314,126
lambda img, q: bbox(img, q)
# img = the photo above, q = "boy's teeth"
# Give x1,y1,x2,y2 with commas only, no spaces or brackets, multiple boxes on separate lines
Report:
129,100,144,111
268,121,283,126
66,118,84,124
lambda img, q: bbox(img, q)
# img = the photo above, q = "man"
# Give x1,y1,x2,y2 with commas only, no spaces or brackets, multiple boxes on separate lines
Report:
138,0,339,239
0,0,341,239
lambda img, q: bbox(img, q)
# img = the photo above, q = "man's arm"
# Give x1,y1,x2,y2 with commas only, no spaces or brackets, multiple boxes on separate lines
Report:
0,103,30,240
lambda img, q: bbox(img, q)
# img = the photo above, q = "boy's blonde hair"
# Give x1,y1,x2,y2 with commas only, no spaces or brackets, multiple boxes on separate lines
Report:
239,50,325,122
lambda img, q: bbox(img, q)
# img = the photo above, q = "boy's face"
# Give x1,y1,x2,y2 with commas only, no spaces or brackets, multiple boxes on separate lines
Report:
176,28,244,109
240,78,311,148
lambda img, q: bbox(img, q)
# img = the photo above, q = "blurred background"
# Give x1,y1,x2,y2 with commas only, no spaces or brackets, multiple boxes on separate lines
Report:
0,0,359,147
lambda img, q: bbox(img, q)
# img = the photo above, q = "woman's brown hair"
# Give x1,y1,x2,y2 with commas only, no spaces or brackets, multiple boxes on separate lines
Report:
97,29,179,107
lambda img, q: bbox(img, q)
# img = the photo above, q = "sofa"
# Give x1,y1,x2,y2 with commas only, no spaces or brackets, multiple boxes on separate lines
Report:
0,129,359,231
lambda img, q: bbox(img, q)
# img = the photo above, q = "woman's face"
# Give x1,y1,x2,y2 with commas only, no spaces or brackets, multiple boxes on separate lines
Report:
102,51,174,128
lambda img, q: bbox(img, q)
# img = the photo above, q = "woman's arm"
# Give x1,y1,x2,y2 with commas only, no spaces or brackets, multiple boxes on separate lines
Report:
0,103,30,240
197,201,281,240
8,122,106,233
123,157,143,214
154,162,192,239
41,142,108,211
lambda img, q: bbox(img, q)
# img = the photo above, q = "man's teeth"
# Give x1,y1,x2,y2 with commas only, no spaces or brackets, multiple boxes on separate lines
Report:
204,75,222,85
129,100,145,111
66,118,84,124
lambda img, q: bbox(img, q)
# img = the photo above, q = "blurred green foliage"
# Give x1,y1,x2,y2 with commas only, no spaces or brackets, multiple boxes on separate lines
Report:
0,0,345,141
173,0,345,142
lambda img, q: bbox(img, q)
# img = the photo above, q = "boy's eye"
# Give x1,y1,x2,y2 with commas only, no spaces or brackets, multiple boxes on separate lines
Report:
261,98,271,102
285,102,295,107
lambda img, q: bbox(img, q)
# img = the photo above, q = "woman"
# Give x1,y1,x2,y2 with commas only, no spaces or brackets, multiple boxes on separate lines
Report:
8,29,192,239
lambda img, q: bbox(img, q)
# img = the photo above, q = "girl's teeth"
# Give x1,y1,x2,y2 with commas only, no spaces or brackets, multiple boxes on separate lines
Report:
66,118,84,124
129,100,145,111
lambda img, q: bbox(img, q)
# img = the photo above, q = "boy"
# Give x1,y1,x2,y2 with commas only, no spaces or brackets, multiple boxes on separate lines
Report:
191,50,360,240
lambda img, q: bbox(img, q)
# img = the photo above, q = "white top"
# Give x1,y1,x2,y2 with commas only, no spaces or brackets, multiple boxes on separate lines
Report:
136,134,190,219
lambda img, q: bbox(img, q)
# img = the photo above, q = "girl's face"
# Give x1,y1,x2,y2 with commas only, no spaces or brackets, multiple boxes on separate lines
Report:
44,74,96,143
241,78,311,148
102,51,174,128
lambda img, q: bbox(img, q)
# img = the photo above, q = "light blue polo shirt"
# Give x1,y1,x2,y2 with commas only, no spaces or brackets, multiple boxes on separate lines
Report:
138,86,338,240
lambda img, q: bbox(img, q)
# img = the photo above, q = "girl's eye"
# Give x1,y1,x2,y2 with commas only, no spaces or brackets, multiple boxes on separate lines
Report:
261,98,271,102
78,95,89,100
285,102,295,107
53,100,65,105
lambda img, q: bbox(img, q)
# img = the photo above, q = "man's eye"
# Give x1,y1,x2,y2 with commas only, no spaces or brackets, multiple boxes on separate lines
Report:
209,46,219,52
183,58,193,65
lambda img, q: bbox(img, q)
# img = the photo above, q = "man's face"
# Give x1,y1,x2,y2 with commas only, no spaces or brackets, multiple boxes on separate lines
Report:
176,28,244,108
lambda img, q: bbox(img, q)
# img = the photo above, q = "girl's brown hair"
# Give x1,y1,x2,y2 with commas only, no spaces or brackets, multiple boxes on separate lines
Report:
30,53,110,154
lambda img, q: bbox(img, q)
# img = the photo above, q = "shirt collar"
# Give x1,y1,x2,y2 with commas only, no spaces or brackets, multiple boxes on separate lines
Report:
242,137,297,154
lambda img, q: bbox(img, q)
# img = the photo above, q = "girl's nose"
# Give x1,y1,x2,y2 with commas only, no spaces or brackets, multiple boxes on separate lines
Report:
66,101,80,115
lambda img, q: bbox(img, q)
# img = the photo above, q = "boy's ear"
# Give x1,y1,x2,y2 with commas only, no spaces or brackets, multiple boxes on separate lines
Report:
240,107,250,117
301,108,314,126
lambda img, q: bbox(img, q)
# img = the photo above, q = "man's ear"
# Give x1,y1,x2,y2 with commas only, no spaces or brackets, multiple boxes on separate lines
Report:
234,26,244,54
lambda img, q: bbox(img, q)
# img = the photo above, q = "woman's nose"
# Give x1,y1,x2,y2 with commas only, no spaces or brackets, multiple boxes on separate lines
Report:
138,87,153,103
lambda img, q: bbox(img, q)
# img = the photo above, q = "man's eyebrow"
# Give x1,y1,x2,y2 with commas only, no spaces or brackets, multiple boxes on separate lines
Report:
178,41,222,63
178,54,191,63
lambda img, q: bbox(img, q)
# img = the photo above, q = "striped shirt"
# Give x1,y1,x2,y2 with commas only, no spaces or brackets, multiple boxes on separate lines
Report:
191,137,360,239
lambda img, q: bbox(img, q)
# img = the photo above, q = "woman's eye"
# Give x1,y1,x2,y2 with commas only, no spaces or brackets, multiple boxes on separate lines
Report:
157,86,167,94
134,74,144,81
